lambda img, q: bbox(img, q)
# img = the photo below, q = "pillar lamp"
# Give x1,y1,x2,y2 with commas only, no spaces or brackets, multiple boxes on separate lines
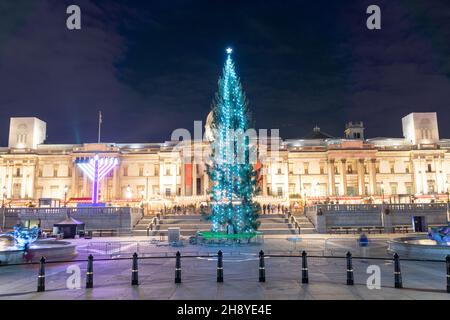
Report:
1,186,6,208
446,181,449,222
63,185,69,207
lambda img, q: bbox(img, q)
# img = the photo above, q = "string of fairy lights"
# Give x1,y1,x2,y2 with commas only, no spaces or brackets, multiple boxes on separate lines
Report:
208,48,259,234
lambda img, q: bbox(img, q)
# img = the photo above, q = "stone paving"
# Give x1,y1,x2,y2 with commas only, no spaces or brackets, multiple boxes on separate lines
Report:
0,234,449,300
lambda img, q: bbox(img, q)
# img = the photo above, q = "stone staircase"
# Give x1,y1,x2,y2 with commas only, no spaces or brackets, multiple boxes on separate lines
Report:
132,213,316,237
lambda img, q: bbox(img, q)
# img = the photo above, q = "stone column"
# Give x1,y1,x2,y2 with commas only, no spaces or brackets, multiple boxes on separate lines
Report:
21,164,27,199
112,166,119,199
327,159,335,196
28,163,35,199
173,163,177,196
72,161,78,198
421,157,428,194
181,163,186,196
284,161,289,198
262,164,268,196
7,165,13,198
204,170,209,195
340,159,347,196
192,162,197,196
369,159,377,195
357,159,365,196
159,161,164,197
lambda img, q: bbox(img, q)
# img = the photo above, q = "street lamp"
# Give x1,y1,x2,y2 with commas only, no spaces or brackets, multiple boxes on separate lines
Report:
126,184,132,200
380,182,385,204
315,182,320,203
445,181,449,222
1,186,6,208
1,186,6,230
63,185,69,207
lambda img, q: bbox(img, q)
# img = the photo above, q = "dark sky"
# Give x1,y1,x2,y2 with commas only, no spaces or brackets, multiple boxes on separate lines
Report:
1,0,450,145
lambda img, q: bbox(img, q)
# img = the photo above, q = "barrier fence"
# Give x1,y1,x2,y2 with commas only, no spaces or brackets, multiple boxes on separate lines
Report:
0,251,449,295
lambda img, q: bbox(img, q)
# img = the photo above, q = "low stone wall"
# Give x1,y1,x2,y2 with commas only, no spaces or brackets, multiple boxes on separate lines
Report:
305,204,449,233
2,207,143,233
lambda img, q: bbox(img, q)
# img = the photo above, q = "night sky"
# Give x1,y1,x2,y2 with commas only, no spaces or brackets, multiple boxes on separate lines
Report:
1,0,450,145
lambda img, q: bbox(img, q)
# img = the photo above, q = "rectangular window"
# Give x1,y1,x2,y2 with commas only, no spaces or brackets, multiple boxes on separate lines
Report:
390,163,395,174
139,167,144,177
320,165,325,174
405,183,412,195
390,184,398,195
288,163,293,174
123,166,128,176
427,164,432,173
165,188,171,197
277,187,283,196
304,163,309,175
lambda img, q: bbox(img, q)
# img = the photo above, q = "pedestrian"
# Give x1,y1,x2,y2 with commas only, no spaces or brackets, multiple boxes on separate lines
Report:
23,243,34,263
358,230,369,261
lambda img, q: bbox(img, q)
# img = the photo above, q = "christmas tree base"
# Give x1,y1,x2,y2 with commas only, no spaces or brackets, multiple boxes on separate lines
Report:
196,231,264,246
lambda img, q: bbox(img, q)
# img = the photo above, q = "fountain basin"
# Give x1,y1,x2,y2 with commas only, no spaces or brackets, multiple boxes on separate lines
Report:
0,239,77,265
387,236,450,260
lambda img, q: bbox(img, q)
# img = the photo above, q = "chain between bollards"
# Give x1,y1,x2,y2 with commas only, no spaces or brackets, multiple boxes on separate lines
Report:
446,255,450,293
37,256,46,292
259,250,265,282
131,252,139,286
346,251,354,285
86,254,94,289
217,250,223,283
301,251,309,284
394,253,402,289
175,251,181,284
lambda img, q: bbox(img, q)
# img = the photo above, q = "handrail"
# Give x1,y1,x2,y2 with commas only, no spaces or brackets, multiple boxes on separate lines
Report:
0,251,446,268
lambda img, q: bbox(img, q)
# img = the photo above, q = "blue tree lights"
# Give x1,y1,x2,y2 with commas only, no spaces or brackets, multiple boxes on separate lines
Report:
207,48,260,234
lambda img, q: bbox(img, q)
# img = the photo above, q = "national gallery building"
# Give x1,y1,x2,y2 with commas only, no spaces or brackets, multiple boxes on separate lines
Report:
1,112,449,209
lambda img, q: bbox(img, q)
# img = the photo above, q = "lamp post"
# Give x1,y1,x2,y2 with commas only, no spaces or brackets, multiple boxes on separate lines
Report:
1,186,6,208
381,182,385,204
63,185,69,208
315,182,320,203
145,172,150,201
446,181,449,222
1,186,6,230
126,185,132,206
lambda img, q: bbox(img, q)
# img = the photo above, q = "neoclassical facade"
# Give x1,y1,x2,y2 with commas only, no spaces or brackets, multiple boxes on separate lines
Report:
1,112,449,208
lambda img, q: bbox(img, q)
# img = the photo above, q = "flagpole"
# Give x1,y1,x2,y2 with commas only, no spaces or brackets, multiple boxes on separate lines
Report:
98,111,102,143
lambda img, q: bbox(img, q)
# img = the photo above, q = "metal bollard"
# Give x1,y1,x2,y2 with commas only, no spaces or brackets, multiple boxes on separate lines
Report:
301,251,309,284
175,251,181,284
37,256,46,292
217,250,223,283
346,252,354,285
86,254,94,289
394,253,402,289
259,250,265,282
131,252,139,286
446,255,450,293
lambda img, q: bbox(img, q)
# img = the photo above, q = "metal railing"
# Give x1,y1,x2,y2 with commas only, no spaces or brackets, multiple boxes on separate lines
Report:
1,251,449,296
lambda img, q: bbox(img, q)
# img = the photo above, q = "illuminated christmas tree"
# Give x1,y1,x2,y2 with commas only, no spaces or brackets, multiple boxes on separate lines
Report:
207,48,260,234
